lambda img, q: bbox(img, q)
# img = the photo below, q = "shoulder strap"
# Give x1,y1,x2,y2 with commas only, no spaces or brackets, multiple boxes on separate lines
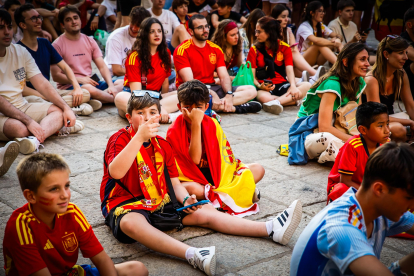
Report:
339,24,347,44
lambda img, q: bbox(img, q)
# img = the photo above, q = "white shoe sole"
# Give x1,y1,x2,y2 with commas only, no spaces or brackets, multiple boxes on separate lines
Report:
263,103,283,115
279,200,302,245
14,138,36,155
88,99,102,111
204,246,216,276
0,142,20,177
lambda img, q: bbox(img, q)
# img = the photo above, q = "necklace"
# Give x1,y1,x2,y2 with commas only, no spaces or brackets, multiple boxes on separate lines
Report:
386,74,393,83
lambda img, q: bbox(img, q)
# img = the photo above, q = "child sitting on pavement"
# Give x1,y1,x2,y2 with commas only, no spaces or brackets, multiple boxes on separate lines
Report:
3,153,147,276
327,102,390,203
101,89,303,276
167,80,265,216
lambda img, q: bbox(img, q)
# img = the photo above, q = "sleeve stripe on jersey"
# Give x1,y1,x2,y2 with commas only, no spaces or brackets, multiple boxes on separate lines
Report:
62,210,91,232
338,169,354,175
353,143,363,148
128,52,138,66
177,40,192,56
72,204,91,227
350,139,361,145
206,41,224,53
75,216,87,232
16,213,34,245
16,214,24,245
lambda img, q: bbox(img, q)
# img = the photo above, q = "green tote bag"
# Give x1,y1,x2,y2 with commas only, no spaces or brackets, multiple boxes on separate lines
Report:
232,61,255,87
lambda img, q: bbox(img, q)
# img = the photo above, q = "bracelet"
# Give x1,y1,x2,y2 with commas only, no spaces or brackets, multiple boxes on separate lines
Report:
183,195,190,206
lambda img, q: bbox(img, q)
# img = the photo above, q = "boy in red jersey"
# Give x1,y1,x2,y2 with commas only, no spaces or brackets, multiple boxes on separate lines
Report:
327,102,390,203
3,153,147,276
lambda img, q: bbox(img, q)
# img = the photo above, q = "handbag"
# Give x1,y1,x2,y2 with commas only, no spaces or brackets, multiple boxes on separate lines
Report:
334,101,359,135
103,153,183,231
232,61,255,86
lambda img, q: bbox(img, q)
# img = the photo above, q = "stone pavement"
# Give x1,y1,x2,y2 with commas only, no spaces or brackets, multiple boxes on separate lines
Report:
1,104,414,276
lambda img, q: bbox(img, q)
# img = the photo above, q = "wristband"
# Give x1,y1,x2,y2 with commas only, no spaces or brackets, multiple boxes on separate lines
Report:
183,195,190,206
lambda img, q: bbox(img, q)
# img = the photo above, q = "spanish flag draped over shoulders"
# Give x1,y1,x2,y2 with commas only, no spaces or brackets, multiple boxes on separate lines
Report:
167,115,259,217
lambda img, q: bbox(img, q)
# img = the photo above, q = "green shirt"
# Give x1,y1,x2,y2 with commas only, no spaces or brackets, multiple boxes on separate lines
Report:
297,76,366,118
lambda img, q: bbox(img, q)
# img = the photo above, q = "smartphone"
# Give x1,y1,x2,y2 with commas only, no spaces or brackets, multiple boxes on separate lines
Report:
91,73,100,82
290,42,299,48
176,200,210,212
362,28,372,34
263,79,273,86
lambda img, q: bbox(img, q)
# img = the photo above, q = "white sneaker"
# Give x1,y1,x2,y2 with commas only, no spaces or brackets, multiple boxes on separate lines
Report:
253,188,261,203
58,120,84,136
72,103,93,116
263,100,283,115
88,99,102,111
301,70,310,82
270,200,302,245
188,246,216,276
168,111,182,123
14,136,43,155
309,66,326,85
0,141,20,176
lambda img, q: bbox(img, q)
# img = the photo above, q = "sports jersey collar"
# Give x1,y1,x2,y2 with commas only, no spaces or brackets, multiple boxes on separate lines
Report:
359,134,380,157
27,203,41,223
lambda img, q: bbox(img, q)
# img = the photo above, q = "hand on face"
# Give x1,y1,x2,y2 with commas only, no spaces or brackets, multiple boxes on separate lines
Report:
182,107,205,126
135,115,160,142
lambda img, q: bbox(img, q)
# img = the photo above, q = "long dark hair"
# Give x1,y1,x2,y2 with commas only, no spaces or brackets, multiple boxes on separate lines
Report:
300,1,323,37
254,16,282,55
241,8,265,48
127,17,171,75
211,20,242,58
312,42,369,101
271,4,289,44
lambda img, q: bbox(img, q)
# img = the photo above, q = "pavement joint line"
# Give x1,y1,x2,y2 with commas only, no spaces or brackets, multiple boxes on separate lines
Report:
229,250,292,274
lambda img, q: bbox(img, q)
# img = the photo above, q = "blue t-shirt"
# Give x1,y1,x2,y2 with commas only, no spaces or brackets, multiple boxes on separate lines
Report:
290,188,414,276
18,38,62,88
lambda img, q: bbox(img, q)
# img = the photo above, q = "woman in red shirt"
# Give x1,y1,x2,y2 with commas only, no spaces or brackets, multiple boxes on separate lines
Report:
211,20,243,81
247,16,311,115
114,17,178,123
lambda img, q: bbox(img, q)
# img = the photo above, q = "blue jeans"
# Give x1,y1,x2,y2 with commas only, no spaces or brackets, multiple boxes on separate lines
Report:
67,80,116,90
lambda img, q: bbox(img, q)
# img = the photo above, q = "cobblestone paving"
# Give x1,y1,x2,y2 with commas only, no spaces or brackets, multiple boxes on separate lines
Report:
1,105,413,276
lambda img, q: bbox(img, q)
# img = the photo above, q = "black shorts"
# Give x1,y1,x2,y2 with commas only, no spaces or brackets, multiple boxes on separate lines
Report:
116,0,141,16
208,84,240,99
271,82,290,97
105,198,187,244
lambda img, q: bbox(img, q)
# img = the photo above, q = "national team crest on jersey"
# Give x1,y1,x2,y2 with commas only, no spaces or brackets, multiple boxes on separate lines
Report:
209,53,217,64
62,232,78,252
348,204,364,230
277,51,284,61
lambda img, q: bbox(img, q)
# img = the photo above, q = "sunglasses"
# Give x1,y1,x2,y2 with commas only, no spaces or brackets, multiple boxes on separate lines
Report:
131,90,160,99
386,34,399,40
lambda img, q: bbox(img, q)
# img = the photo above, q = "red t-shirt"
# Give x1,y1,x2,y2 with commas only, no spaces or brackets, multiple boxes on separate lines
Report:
327,135,380,189
246,40,293,85
100,128,179,217
173,39,226,87
124,50,172,92
58,0,95,29
3,203,103,276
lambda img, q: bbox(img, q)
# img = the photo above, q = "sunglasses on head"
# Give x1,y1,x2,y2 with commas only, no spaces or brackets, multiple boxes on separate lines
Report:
386,34,399,40
131,90,160,99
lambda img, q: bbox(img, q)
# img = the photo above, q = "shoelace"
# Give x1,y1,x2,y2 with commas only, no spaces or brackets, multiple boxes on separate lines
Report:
58,127,71,136
33,138,44,153
188,250,210,271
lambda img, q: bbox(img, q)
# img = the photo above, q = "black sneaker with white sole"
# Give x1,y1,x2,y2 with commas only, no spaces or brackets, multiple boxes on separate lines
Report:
235,101,262,114
188,246,216,276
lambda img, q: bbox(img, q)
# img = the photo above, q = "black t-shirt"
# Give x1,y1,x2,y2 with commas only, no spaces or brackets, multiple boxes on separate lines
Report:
188,0,216,13
210,11,242,38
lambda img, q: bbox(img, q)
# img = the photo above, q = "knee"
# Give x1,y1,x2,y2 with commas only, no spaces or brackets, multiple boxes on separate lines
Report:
47,104,63,115
126,261,148,276
81,84,97,94
243,85,258,99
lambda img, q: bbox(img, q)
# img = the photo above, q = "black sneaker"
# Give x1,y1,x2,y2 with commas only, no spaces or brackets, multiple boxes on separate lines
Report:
235,101,262,114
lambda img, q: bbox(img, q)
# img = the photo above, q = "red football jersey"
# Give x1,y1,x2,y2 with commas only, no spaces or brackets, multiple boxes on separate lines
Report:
173,39,226,87
124,50,171,92
3,203,103,276
100,128,179,218
247,40,293,85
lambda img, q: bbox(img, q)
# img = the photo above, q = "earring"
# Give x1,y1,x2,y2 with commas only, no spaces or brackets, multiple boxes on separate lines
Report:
387,58,389,60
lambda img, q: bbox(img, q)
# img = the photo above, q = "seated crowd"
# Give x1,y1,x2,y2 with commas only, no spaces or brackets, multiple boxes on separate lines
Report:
1,0,414,275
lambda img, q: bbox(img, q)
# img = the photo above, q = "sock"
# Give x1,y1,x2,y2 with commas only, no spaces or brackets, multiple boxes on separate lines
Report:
265,220,273,236
185,247,196,261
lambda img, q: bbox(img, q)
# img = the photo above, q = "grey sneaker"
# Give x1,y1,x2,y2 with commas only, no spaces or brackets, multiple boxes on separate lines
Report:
270,200,302,245
72,103,93,116
14,136,43,155
263,99,283,115
88,99,102,111
188,246,216,276
0,141,20,177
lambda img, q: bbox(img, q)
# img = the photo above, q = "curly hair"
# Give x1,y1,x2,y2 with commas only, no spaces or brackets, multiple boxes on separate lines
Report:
211,19,242,59
254,16,282,55
311,42,369,101
300,1,323,38
127,17,171,75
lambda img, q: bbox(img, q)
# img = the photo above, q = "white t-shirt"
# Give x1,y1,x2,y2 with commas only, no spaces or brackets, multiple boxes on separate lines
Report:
0,44,41,109
296,21,333,54
12,27,23,44
328,17,358,45
101,0,116,33
104,25,136,76
147,8,180,42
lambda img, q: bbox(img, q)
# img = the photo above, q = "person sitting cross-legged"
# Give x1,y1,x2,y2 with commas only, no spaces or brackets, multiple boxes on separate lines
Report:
101,91,303,276
174,14,261,114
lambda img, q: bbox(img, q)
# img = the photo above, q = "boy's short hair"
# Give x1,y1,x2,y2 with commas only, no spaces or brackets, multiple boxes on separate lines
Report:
356,101,388,129
127,93,161,115
4,0,21,11
361,142,414,196
14,3,34,30
188,14,205,30
0,9,12,25
129,6,151,27
172,0,189,12
404,7,414,24
217,0,236,8
58,5,80,24
177,80,210,105
16,153,70,192
337,0,355,11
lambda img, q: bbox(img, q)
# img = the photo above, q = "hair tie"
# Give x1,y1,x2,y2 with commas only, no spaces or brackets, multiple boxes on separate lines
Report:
224,21,238,35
